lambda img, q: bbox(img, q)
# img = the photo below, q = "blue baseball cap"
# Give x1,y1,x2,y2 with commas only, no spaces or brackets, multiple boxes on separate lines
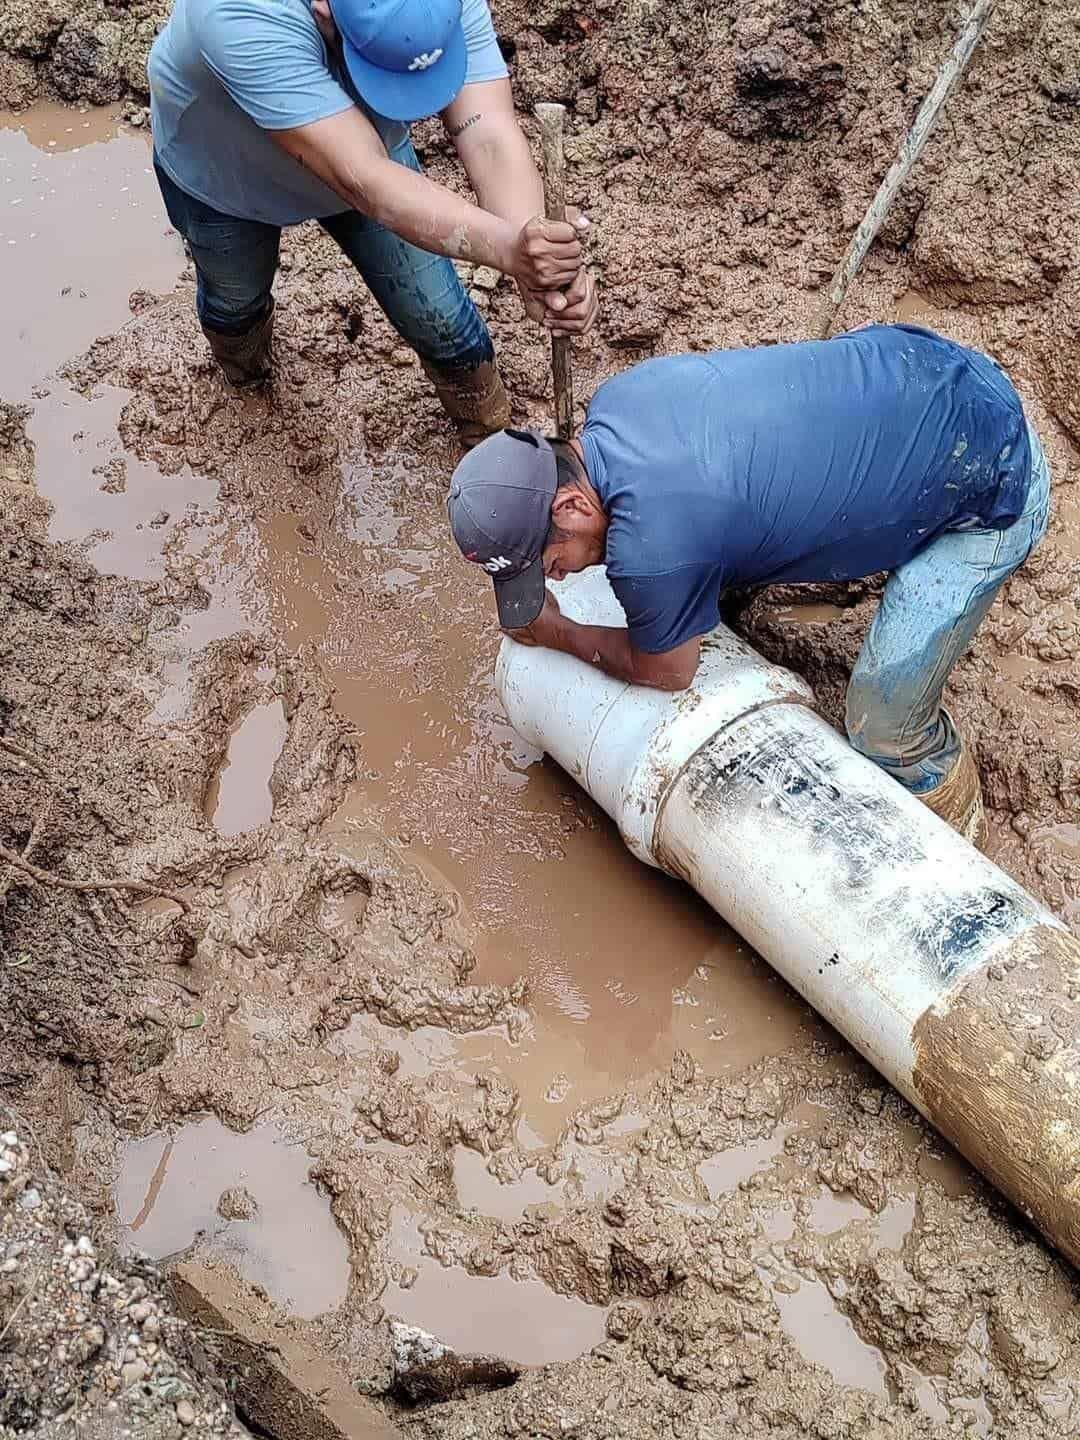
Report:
334,0,468,123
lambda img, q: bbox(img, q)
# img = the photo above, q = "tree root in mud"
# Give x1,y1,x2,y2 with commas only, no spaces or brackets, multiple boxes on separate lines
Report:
0,841,193,916
0,733,195,919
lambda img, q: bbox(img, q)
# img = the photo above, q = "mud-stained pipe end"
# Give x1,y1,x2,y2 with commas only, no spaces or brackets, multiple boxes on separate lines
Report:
913,924,1080,1268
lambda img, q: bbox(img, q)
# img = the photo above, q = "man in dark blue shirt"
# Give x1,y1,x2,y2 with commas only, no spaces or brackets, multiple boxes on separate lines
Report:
448,326,1051,845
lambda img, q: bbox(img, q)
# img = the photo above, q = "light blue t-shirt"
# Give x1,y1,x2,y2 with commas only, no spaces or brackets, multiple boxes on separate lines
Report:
148,0,508,225
581,325,1032,654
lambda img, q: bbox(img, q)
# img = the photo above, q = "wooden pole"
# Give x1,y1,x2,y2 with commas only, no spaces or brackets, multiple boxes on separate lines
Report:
535,102,575,441
811,0,998,341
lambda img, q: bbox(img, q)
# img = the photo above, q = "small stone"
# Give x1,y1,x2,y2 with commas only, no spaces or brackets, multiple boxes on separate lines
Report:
144,1004,169,1027
129,1300,153,1324
390,346,414,367
472,265,500,291
18,1187,41,1210
0,1131,17,1146
76,1236,95,1257
176,1400,196,1427
149,510,170,528
121,1359,150,1388
77,1323,106,1360
143,1315,161,1340
856,1088,884,1115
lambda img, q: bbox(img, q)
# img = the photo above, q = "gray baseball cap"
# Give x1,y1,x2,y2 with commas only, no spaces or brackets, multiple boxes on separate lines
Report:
447,428,557,628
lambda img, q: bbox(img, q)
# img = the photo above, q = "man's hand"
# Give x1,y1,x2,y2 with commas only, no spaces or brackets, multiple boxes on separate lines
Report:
505,214,587,298
501,589,563,648
519,264,598,336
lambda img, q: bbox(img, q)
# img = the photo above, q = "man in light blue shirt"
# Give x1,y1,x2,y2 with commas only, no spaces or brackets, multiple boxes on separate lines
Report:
149,0,596,442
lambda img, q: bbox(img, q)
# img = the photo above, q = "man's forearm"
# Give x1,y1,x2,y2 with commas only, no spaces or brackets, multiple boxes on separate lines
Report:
277,118,516,270
542,615,698,692
555,619,647,686
344,153,516,268
463,128,545,230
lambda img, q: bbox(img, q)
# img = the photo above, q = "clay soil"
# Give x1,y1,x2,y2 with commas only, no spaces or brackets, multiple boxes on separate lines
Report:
1,1,1080,1438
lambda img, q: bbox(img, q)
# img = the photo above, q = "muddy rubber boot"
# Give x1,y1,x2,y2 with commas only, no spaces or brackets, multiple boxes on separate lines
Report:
201,300,275,389
420,358,511,448
917,728,987,849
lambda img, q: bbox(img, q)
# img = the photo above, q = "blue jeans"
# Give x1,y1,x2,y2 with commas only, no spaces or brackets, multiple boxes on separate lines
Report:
846,421,1051,793
153,141,493,373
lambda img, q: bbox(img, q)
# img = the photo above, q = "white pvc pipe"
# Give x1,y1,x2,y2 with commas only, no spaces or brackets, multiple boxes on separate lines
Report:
497,568,1080,1268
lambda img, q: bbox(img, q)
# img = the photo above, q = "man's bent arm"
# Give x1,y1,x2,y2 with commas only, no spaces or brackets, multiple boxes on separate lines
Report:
272,109,580,289
443,79,596,334
552,617,701,692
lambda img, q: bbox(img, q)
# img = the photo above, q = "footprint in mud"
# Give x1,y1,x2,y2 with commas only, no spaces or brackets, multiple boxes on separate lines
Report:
205,698,288,836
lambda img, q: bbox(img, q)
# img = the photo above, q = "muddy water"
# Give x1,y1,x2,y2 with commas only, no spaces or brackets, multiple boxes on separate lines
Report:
14,103,895,1380
0,103,184,402
206,699,289,836
385,1209,610,1365
114,1116,349,1318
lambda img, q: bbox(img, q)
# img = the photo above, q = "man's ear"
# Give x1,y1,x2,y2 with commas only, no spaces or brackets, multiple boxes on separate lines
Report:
551,486,593,525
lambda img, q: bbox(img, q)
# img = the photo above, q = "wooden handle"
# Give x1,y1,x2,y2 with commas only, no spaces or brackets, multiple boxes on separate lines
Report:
535,102,574,441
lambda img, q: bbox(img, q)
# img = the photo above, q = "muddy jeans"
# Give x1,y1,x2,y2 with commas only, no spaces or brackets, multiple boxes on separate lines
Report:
153,140,493,372
845,421,1051,794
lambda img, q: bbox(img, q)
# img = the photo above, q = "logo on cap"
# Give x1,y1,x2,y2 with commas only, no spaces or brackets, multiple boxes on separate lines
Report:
480,556,513,573
408,48,444,70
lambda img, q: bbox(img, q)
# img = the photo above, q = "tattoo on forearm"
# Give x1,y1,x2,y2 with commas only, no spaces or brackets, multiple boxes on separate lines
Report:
449,112,482,138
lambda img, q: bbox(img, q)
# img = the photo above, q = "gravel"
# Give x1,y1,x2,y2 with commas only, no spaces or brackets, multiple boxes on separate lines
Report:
0,1124,248,1437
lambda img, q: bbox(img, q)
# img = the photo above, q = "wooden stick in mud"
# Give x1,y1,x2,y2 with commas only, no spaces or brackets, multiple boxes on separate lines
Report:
535,102,575,441
811,0,998,341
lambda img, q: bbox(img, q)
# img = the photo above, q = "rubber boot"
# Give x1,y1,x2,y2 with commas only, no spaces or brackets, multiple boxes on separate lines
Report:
420,358,511,448
917,722,986,848
201,299,275,389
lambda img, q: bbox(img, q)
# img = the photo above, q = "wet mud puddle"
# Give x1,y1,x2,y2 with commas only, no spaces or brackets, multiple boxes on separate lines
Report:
10,101,978,1396
0,103,184,403
385,1210,609,1367
114,1116,349,1318
205,698,288,836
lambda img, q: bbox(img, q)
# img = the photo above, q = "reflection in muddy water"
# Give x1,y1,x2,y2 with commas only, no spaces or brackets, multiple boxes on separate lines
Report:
769,1271,889,1398
206,698,288,836
0,103,184,401
114,1117,349,1319
386,1210,608,1365
698,1128,790,1197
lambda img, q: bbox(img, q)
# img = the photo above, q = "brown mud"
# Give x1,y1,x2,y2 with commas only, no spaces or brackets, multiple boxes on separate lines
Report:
1,1,1080,1436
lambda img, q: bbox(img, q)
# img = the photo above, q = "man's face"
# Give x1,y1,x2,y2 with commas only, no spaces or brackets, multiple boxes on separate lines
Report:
542,530,599,583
